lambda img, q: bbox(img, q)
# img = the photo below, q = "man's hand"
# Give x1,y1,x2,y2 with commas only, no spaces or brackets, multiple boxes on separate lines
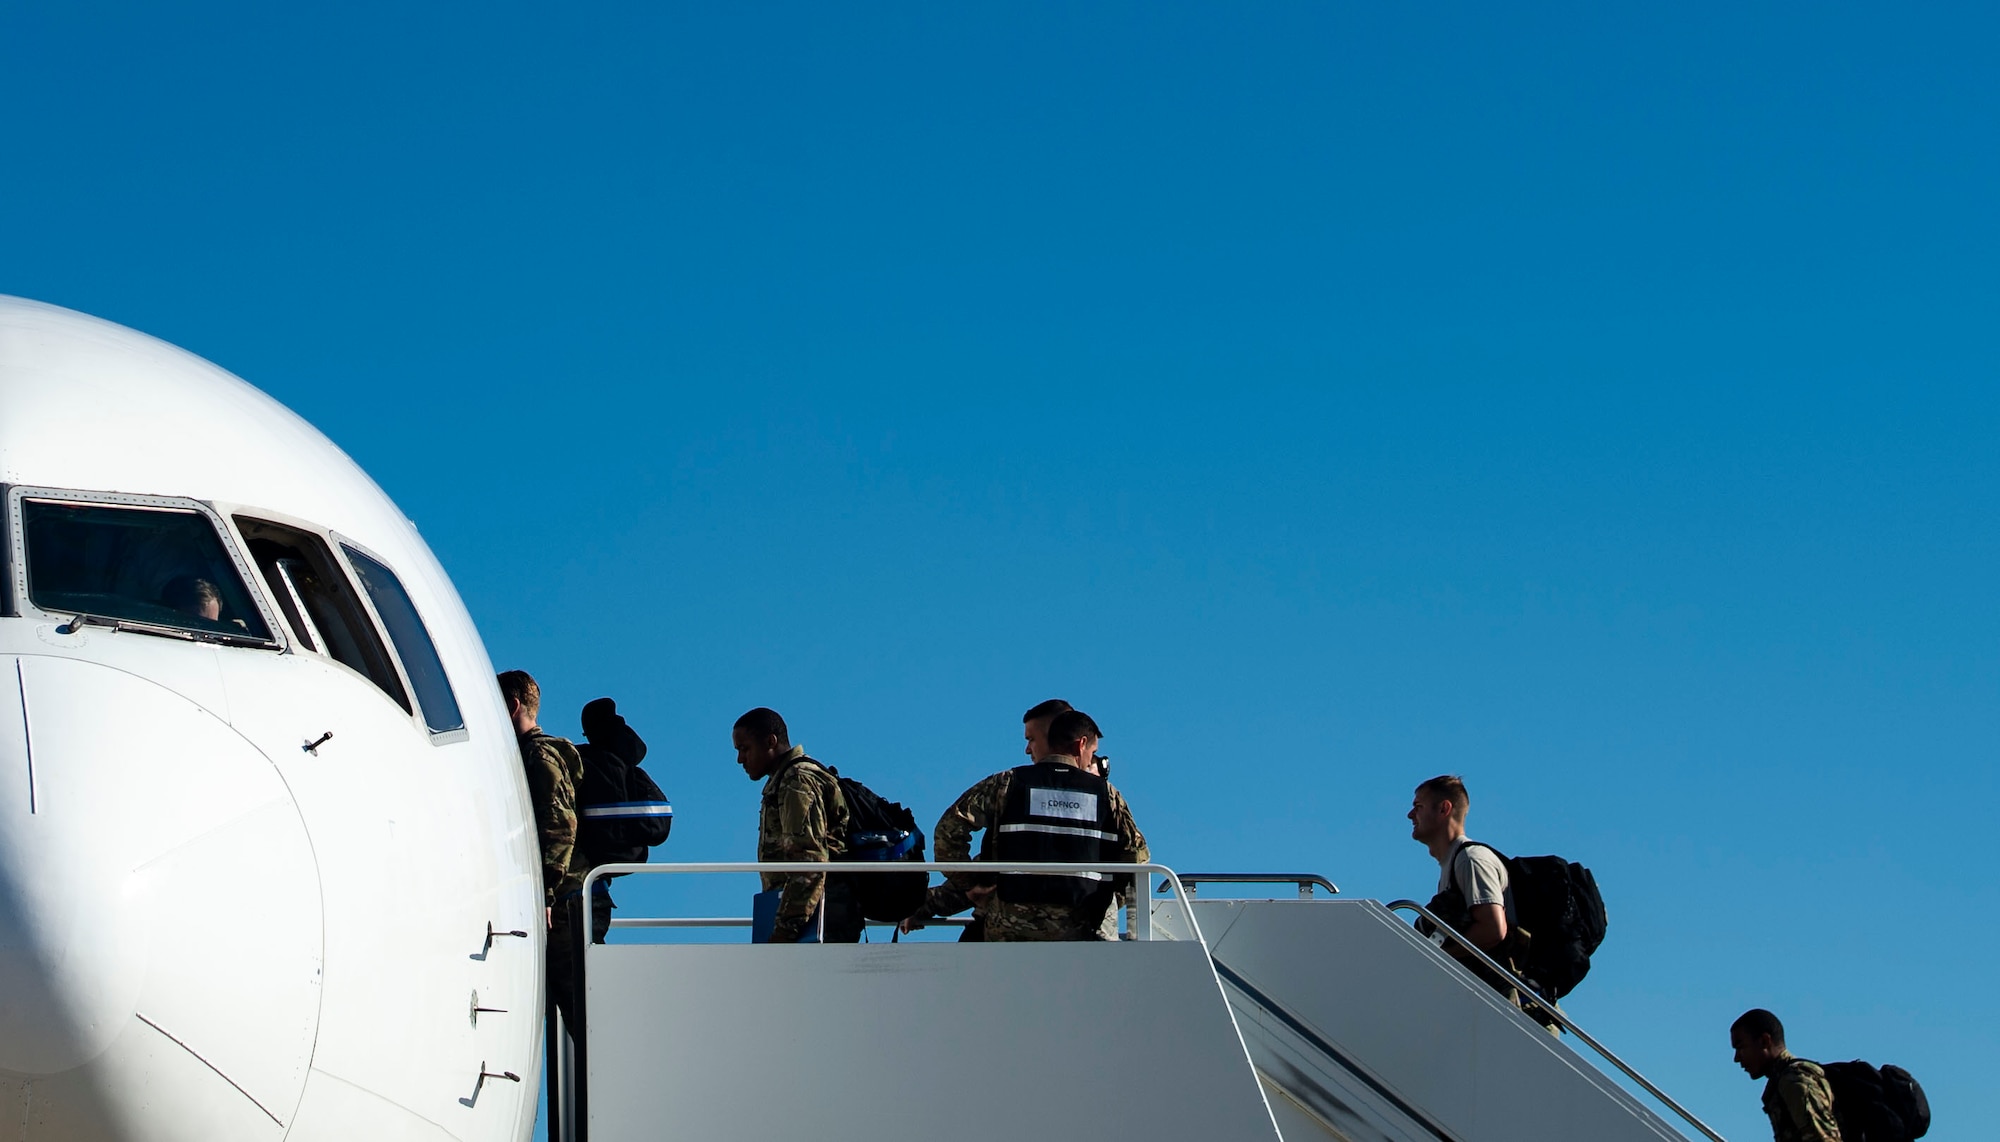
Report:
898,915,927,934
966,884,996,906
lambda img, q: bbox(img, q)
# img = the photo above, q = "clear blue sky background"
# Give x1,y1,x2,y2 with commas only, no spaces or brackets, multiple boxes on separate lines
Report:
4,4,1993,1139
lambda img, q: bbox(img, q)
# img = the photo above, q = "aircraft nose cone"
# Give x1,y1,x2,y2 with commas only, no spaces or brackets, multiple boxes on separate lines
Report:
0,653,323,1136
0,660,147,1074
0,830,147,1074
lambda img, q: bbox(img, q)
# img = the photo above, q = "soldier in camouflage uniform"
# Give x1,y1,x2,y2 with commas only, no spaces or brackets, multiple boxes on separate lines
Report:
1731,1009,1844,1142
906,699,1074,940
733,707,854,943
921,709,1147,942
500,671,589,1029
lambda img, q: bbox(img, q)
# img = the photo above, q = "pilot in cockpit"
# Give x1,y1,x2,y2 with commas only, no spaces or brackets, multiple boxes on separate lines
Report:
161,575,246,629
161,575,223,622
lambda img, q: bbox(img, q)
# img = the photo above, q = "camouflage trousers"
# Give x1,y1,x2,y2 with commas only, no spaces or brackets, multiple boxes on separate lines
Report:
982,899,1112,942
547,886,614,1032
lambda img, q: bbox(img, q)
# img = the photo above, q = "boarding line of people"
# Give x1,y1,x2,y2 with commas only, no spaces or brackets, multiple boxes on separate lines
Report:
498,671,671,1030
1407,774,1926,1142
504,671,1924,1142
731,698,1148,944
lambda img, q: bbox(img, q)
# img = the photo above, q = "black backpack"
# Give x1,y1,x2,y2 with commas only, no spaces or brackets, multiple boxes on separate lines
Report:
1819,1060,1930,1142
817,764,930,922
577,745,674,865
575,699,672,868
1456,843,1607,1001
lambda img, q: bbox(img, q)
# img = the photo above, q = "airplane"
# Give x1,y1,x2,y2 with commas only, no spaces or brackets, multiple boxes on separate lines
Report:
0,295,543,1142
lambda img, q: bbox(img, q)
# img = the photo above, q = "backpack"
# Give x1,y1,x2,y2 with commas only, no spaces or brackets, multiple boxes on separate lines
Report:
1819,1060,1930,1142
1455,843,1607,1001
814,763,930,922
577,743,673,867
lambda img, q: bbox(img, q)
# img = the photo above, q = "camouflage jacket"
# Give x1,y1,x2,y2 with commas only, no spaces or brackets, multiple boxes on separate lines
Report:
519,728,586,907
757,748,849,943
925,763,1149,941
1763,1057,1843,1142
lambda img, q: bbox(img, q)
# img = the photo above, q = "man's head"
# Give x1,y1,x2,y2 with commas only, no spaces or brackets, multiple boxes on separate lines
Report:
1044,709,1102,769
732,707,790,780
496,670,540,734
1022,698,1073,761
1408,775,1469,846
162,576,222,622
1729,1009,1788,1079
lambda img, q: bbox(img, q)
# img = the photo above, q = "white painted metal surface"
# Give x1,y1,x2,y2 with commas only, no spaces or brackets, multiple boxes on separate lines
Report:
0,297,543,1141
1158,898,1690,1142
585,941,1284,1142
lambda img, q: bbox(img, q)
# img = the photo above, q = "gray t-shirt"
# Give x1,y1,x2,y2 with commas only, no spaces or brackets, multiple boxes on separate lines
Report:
1439,839,1515,924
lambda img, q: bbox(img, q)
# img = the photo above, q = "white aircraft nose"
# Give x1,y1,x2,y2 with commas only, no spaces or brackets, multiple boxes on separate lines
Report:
0,829,147,1075
0,653,323,1139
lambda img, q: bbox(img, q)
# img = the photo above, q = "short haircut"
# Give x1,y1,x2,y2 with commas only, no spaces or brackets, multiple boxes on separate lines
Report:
734,706,790,747
496,670,540,715
1416,775,1470,823
1044,709,1102,753
1023,698,1073,724
162,575,221,609
1731,1009,1786,1047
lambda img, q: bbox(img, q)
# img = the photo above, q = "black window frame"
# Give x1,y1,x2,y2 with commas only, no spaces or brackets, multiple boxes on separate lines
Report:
6,485,285,649
338,540,466,739
233,513,414,718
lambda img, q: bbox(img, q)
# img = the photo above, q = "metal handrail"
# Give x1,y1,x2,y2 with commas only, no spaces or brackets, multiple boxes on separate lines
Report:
1385,899,1727,1142
609,916,972,929
584,861,1200,945
1158,873,1339,898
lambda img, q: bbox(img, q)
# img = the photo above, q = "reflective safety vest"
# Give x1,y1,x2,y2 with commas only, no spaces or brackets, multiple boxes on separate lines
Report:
992,761,1120,907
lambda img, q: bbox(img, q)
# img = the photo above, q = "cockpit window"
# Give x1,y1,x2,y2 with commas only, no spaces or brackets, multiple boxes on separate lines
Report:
23,499,274,643
235,516,412,714
343,546,464,735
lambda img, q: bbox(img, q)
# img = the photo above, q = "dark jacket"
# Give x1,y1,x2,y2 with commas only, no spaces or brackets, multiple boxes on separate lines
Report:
575,698,671,871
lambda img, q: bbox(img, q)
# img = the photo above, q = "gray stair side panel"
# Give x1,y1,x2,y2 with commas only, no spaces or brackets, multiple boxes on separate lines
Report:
585,940,1282,1142
1232,987,1456,1142
1171,899,1687,1142
1260,1074,1347,1142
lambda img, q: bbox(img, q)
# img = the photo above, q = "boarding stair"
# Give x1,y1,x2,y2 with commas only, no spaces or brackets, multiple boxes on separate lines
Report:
547,863,1726,1142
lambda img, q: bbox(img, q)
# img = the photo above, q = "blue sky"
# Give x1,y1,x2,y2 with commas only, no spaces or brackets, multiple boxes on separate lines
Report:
4,3,1994,1138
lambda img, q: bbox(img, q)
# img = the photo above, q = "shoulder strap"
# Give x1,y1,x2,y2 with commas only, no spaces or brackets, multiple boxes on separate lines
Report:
763,756,816,803
547,735,585,781
1448,840,1507,895
793,757,848,815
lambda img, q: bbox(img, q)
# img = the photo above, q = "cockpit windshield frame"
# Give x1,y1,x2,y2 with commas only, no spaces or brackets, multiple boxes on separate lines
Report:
332,534,469,745
5,485,286,650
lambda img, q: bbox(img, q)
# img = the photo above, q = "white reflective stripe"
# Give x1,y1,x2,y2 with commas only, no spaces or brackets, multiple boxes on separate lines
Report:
581,802,675,818
995,823,1120,842
999,869,1109,881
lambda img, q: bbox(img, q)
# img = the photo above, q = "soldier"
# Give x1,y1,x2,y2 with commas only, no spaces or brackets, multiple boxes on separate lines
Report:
907,699,1073,939
572,697,669,939
1084,747,1124,940
732,707,858,943
923,709,1148,942
499,670,587,1028
1730,1009,1843,1142
1409,776,1522,989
